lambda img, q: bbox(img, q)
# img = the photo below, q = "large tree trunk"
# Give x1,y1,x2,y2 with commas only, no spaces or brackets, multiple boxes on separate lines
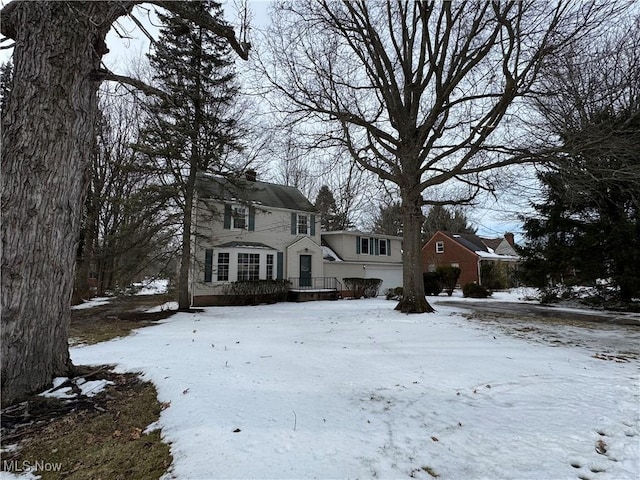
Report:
395,187,434,313
0,2,129,406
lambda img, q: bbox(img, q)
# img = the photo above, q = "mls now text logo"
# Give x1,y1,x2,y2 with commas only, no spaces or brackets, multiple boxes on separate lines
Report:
3,460,63,473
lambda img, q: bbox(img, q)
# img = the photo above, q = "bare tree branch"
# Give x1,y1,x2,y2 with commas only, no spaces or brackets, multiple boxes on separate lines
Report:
93,68,169,100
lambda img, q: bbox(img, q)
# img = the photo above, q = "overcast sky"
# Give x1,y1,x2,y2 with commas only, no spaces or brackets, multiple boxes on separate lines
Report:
0,0,529,241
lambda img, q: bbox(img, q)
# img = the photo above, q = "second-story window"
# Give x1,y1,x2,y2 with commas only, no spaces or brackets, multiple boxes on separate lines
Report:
379,238,387,255
297,214,309,235
361,237,370,254
291,212,315,236
232,206,247,230
436,241,445,253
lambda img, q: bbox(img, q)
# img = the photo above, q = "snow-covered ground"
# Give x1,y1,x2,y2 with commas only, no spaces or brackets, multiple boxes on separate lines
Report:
134,278,170,296
71,297,111,310
71,279,170,310
5,293,639,480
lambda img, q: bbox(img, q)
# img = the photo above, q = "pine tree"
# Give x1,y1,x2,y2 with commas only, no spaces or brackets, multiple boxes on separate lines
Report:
519,108,640,302
315,185,342,231
520,20,640,303
422,205,476,242
372,202,403,236
136,0,243,310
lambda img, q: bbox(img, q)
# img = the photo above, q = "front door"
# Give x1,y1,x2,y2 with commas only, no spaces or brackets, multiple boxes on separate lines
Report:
300,254,312,287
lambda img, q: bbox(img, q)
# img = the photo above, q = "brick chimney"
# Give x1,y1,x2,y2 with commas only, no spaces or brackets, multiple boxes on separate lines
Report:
245,169,257,182
504,232,515,246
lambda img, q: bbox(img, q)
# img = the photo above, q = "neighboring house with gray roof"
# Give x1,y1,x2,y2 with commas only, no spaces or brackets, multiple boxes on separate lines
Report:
190,171,326,306
421,231,519,287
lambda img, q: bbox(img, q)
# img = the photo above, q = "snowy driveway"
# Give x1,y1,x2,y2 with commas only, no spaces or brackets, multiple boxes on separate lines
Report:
436,299,640,362
72,298,640,480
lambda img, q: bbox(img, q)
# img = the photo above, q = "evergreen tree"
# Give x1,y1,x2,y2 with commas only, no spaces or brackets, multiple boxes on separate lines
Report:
372,202,403,236
519,107,640,301
520,18,640,303
136,0,242,310
315,185,342,231
422,205,477,242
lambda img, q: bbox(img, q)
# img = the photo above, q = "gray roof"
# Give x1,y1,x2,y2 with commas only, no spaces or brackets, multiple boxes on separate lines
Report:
441,231,519,259
196,174,316,212
442,232,489,253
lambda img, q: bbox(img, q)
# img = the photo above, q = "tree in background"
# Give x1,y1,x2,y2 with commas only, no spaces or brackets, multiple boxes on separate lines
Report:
263,0,612,313
136,0,244,311
267,126,372,230
519,16,640,303
74,86,178,302
315,185,341,231
0,0,248,406
422,205,477,243
269,130,319,199
371,202,403,237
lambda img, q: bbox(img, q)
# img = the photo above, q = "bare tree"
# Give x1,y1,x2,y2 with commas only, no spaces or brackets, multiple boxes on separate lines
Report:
0,1,248,406
268,127,320,198
319,151,379,230
77,85,178,299
261,0,613,313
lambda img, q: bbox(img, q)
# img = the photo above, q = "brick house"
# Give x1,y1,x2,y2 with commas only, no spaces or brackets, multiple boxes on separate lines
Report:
421,231,519,287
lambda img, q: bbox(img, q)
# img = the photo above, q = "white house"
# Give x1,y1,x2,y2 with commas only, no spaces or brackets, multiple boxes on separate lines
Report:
190,172,404,305
190,171,326,305
322,230,404,294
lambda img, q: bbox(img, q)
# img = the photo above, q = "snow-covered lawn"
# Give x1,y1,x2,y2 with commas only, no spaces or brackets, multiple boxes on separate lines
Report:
70,297,111,310
65,295,640,480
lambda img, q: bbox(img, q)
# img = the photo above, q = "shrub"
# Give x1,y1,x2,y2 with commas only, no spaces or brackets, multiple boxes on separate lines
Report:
480,262,508,290
222,279,290,305
385,286,403,300
462,282,492,298
423,272,443,296
436,266,461,296
343,278,383,299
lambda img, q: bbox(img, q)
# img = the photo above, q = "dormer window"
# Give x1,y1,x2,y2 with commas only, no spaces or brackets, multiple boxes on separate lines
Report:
436,241,444,253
